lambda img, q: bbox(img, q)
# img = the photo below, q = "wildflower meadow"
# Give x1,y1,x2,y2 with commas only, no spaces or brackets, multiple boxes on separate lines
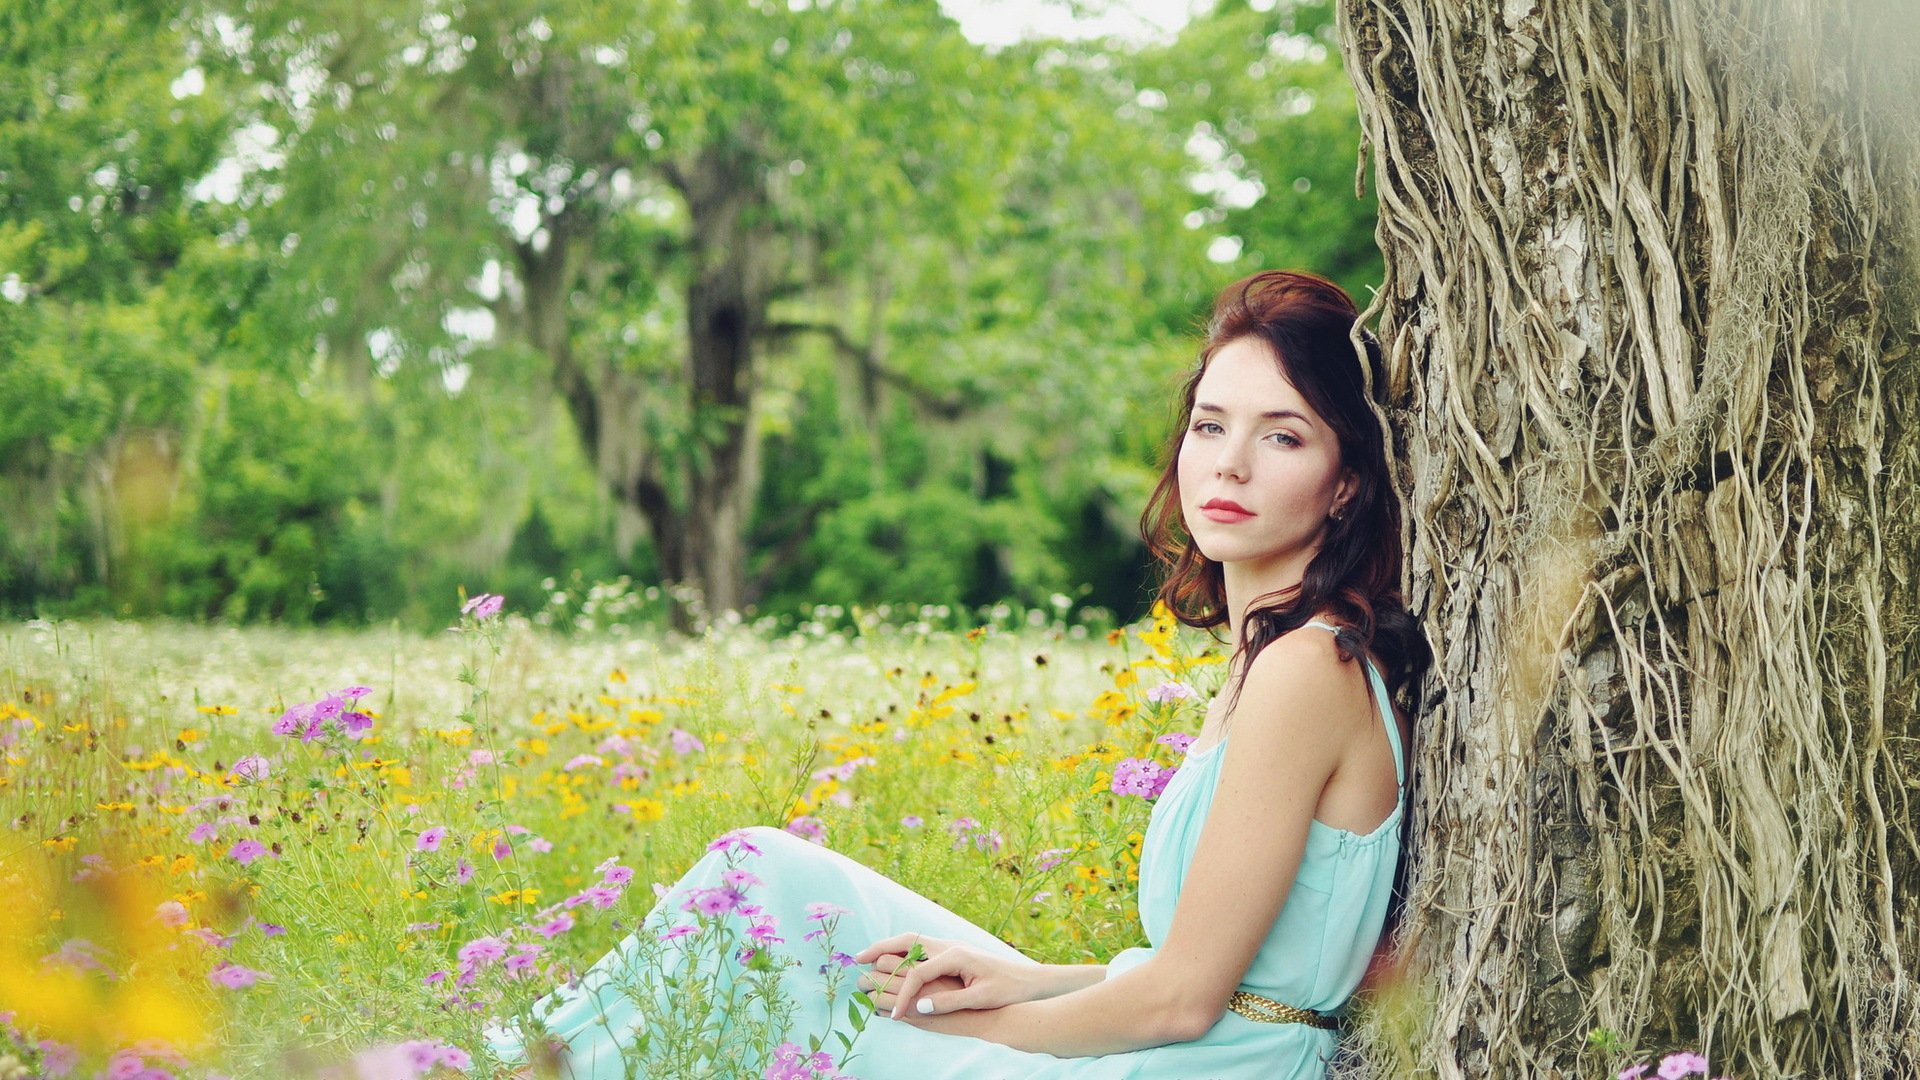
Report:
0,599,1222,1078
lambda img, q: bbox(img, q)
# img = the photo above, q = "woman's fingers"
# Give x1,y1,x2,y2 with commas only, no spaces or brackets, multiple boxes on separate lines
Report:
887,950,961,1020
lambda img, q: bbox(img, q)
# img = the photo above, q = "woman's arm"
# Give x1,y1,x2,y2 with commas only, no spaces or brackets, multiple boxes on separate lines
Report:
1025,962,1107,999
887,629,1358,1055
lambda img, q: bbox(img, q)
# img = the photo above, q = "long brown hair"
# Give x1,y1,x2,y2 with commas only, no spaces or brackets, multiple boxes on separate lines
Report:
1138,270,1431,720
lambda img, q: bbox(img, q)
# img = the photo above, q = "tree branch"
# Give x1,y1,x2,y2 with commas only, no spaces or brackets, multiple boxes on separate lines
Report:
767,320,970,420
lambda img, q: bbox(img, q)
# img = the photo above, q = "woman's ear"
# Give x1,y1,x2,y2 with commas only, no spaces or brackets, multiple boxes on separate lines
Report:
1332,471,1359,518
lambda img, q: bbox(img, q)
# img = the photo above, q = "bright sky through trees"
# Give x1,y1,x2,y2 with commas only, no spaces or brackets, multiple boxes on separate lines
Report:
938,0,1217,47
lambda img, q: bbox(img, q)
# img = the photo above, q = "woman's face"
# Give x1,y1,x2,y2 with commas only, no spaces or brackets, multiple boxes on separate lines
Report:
1176,336,1353,575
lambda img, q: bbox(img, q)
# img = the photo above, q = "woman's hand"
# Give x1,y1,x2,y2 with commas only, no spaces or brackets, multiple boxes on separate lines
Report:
853,933,1041,1020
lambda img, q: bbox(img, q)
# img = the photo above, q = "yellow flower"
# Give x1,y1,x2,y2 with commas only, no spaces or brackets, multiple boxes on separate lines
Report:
42,836,77,850
932,681,977,705
488,889,541,906
668,779,701,798
175,728,203,743
629,798,666,822
608,669,629,684
195,705,237,716
95,801,136,812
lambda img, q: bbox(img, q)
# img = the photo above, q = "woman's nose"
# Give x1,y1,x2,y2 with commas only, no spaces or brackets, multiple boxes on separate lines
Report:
1215,439,1250,481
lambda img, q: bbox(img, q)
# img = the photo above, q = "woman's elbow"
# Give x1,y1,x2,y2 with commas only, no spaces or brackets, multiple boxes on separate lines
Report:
1164,1003,1223,1044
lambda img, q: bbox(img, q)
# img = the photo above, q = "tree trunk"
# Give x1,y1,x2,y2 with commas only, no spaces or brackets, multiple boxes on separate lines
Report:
669,145,775,620
1338,1,1920,1076
513,148,775,628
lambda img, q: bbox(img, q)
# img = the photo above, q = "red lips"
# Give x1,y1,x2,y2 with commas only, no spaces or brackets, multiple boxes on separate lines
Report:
1198,498,1256,524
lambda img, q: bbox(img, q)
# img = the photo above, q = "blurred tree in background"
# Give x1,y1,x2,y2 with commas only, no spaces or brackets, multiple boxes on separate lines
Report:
0,0,1380,628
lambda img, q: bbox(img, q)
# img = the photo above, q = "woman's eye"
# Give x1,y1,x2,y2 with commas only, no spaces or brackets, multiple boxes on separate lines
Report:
1269,431,1300,447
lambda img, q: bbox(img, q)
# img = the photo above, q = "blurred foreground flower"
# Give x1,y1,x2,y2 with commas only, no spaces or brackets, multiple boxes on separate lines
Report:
460,593,504,620
0,845,215,1072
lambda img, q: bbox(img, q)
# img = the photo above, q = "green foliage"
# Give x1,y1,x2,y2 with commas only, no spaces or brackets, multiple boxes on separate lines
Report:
1,0,1383,626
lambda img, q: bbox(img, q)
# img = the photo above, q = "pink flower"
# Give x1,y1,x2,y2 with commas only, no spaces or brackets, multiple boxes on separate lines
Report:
669,728,705,754
707,829,765,856
270,703,311,738
454,859,474,884
1111,758,1175,799
37,1040,78,1078
1658,1053,1710,1079
228,754,271,782
578,886,621,909
208,961,264,988
457,936,506,968
340,711,372,736
228,839,268,865
529,836,553,854
187,822,219,844
1618,1067,1650,1080
154,901,191,929
1155,732,1197,753
719,868,760,891
805,902,849,921
338,685,373,699
491,838,513,861
747,920,784,946
563,754,604,771
683,886,745,918
660,924,697,941
461,593,504,620
603,865,636,887
900,815,924,828
534,913,574,938
415,826,447,853
784,816,825,843
1145,680,1196,703
811,756,873,783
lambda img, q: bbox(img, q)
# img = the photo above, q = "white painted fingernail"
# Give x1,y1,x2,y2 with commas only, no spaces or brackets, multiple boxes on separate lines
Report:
916,998,934,1015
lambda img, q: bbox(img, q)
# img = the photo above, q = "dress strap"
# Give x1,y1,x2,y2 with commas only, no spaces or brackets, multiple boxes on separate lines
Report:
1301,621,1405,791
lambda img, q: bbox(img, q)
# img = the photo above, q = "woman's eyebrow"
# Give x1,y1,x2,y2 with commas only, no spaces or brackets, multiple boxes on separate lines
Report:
1193,401,1315,427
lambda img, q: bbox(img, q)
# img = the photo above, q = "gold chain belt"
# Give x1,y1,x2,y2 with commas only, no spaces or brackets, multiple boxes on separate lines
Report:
1226,990,1342,1031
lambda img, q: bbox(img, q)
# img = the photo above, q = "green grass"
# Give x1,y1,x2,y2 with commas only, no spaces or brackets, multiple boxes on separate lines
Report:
0,606,1222,1077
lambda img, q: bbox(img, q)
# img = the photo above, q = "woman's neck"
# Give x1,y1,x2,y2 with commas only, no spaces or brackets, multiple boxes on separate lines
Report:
1220,554,1313,654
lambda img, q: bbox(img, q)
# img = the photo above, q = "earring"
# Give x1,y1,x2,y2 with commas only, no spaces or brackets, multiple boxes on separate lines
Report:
1330,506,1346,521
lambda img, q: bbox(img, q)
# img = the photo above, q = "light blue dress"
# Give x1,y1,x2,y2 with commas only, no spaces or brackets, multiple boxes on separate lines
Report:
486,622,1405,1079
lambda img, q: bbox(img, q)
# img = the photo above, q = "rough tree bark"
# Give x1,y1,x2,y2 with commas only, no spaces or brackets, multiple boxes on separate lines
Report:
1337,0,1920,1076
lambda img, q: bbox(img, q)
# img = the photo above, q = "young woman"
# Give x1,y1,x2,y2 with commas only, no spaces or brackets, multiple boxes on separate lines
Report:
487,270,1430,1079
